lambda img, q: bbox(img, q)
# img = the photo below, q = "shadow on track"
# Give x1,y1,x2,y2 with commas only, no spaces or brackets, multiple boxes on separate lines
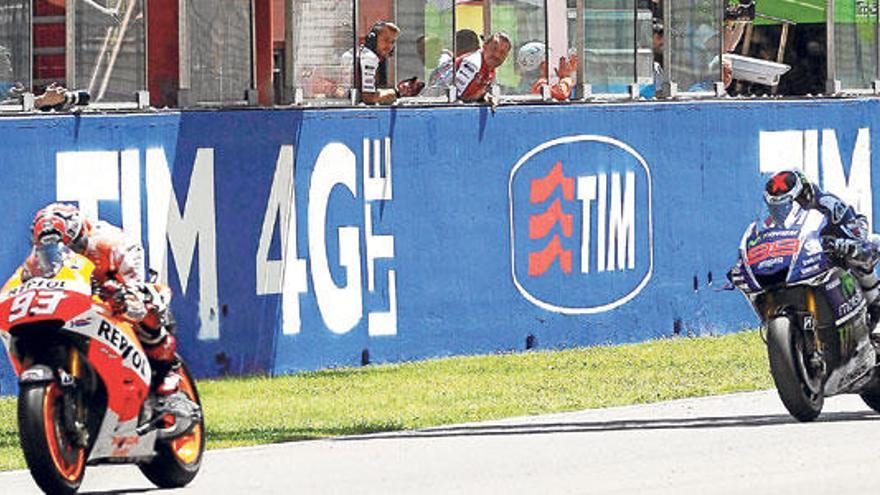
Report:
80,489,155,495
333,410,880,442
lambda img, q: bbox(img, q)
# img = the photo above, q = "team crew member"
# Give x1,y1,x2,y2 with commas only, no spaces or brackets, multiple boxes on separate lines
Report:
27,203,181,396
424,29,481,96
359,21,423,104
516,41,576,101
454,32,512,103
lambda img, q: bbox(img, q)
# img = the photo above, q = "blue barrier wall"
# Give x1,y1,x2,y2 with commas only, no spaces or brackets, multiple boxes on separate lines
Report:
0,99,877,394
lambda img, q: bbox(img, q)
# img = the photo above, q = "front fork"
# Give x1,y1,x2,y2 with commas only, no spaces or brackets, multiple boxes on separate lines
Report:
58,348,89,448
766,290,826,377
800,312,827,376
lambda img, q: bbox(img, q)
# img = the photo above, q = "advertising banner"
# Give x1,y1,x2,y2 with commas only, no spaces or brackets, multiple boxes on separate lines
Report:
0,99,876,394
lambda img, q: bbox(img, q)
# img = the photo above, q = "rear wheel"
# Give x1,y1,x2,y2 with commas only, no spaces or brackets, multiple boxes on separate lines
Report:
18,381,86,495
138,361,205,488
767,316,824,422
859,340,880,412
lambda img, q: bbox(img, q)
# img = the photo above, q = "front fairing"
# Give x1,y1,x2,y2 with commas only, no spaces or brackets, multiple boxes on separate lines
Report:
0,252,96,377
734,207,832,297
0,253,95,334
729,222,762,294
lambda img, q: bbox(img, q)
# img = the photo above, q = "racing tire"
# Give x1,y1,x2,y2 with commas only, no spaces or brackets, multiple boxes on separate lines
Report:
138,360,205,489
767,316,824,422
18,381,86,495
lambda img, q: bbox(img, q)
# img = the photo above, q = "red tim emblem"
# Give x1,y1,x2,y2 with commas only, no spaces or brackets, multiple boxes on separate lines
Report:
528,162,574,277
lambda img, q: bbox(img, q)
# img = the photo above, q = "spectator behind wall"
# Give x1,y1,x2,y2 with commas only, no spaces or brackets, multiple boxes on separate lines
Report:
689,1,754,93
638,0,662,21
516,41,577,101
1,81,90,110
300,28,353,100
423,29,481,97
454,32,512,103
0,45,13,96
641,2,752,98
640,19,665,98
359,21,424,104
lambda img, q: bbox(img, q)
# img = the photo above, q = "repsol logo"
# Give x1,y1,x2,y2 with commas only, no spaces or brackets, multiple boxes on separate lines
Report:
509,135,653,314
96,321,149,381
4,279,66,297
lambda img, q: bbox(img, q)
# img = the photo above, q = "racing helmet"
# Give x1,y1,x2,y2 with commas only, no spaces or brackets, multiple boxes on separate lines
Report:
517,41,545,73
763,170,811,225
31,203,91,253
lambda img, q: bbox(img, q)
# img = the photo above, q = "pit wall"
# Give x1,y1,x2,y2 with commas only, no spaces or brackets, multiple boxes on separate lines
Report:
0,99,876,394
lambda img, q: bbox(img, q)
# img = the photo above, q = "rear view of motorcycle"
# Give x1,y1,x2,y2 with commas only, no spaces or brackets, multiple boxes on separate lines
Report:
0,242,204,494
729,203,880,421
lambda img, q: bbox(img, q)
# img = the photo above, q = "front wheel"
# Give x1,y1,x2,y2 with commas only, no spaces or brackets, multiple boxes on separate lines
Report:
767,316,824,422
18,381,86,495
138,360,205,488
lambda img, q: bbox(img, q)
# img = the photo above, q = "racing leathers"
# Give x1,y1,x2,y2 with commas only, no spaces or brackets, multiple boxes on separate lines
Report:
809,189,877,264
803,189,880,319
25,220,179,393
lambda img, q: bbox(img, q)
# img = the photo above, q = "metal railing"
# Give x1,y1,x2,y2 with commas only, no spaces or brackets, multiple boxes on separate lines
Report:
286,0,717,105
1,0,879,112
284,0,880,105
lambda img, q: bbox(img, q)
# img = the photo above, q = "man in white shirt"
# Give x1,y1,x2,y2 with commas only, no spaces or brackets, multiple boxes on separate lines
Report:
359,21,423,104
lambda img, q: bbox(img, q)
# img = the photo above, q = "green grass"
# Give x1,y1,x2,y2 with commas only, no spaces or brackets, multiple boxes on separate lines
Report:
0,331,772,472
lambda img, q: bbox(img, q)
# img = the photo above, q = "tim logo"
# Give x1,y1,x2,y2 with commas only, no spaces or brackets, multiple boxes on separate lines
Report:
509,136,653,314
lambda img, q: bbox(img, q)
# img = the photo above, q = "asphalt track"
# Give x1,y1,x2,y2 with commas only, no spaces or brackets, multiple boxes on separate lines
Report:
2,389,880,494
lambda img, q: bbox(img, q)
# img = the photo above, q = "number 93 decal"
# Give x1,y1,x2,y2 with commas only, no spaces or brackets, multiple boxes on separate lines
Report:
8,291,66,323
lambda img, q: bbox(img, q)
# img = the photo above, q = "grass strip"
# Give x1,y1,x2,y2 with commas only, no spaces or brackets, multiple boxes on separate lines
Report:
0,331,772,471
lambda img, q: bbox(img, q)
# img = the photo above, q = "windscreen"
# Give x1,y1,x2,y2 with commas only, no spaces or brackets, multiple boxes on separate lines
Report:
29,241,67,279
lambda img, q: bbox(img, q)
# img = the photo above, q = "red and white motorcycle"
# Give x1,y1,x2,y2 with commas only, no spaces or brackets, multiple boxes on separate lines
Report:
0,242,204,494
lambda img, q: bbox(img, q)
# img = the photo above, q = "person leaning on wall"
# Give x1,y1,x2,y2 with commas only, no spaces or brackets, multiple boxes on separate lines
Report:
453,32,512,104
2,81,90,111
33,82,90,110
515,41,577,101
358,20,425,105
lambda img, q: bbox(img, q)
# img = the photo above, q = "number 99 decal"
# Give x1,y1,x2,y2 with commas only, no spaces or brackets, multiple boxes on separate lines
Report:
747,239,801,266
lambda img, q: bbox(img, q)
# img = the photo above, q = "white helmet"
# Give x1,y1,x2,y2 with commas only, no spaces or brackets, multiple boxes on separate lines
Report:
517,41,545,72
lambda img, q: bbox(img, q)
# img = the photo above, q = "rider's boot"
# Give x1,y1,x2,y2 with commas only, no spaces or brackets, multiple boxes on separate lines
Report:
156,367,182,396
143,331,181,396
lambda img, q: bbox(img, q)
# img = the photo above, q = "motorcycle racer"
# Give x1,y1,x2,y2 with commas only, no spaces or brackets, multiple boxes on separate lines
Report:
26,202,181,396
761,170,880,323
